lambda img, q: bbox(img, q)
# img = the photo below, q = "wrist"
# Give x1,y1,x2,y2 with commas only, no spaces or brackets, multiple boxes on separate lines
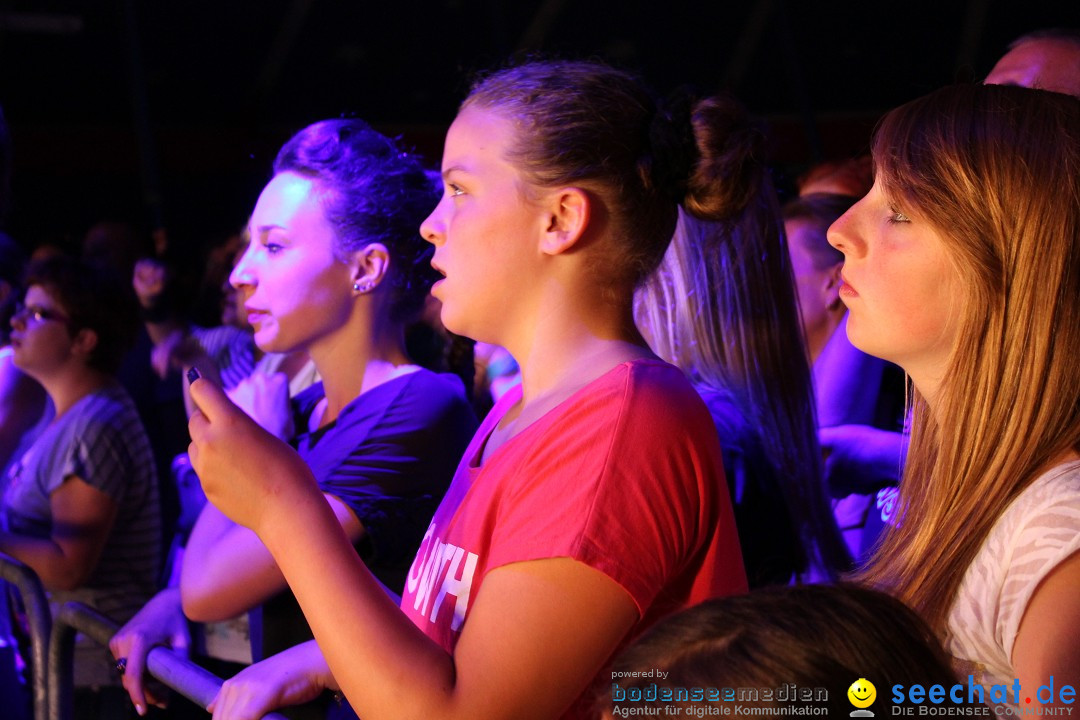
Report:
258,478,327,551
304,644,337,693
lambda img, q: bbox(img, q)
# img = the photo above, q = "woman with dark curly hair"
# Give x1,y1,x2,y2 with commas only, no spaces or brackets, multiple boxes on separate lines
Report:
2,256,159,718
110,120,476,719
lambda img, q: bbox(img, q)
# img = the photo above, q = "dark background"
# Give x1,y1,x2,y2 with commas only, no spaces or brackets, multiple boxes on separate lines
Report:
1,0,1077,261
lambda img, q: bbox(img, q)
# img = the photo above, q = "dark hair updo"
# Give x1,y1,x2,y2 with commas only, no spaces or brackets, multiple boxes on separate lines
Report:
463,60,767,287
274,119,441,323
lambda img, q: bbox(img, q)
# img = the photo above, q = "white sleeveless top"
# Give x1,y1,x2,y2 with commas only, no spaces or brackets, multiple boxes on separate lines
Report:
946,460,1080,691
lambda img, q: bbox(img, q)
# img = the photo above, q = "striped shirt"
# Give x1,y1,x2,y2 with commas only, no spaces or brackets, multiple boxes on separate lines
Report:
2,382,160,686
190,324,255,391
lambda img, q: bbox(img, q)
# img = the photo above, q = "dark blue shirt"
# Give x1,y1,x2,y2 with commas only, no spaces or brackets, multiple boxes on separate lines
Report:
258,369,477,663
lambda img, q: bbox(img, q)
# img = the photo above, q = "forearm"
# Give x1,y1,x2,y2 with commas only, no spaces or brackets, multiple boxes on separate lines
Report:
256,488,461,720
293,640,338,692
863,429,904,487
181,505,287,621
187,377,634,719
821,425,906,495
183,503,235,567
0,531,88,590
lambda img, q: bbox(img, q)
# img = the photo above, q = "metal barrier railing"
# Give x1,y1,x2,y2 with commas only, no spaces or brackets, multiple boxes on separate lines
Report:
0,556,291,720
0,552,52,720
48,601,288,720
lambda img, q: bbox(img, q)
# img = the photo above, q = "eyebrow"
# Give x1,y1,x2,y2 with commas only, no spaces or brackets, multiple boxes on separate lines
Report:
253,224,286,235
441,165,468,180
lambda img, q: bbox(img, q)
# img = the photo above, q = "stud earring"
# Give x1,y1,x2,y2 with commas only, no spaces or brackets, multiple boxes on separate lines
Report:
353,280,374,294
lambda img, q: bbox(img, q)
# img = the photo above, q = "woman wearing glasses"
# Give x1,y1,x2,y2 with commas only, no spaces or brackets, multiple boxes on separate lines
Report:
1,255,160,720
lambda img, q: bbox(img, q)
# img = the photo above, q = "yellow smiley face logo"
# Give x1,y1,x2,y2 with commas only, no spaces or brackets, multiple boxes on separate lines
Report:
848,678,876,708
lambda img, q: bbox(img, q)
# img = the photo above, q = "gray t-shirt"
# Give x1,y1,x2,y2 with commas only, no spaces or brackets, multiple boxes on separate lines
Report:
2,382,160,686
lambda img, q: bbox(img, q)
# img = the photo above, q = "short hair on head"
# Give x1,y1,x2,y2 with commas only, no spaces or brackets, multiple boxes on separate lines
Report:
781,192,857,270
273,119,441,324
1007,27,1080,51
25,255,140,374
600,583,956,717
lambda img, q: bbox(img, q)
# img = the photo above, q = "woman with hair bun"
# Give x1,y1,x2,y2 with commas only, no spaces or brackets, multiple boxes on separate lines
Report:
829,84,1080,694
636,95,850,587
187,61,748,720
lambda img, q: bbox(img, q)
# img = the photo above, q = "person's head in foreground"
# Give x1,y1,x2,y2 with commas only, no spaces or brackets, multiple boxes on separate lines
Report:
600,583,957,718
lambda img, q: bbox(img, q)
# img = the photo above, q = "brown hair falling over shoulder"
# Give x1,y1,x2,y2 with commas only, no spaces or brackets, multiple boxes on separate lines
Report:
856,84,1080,634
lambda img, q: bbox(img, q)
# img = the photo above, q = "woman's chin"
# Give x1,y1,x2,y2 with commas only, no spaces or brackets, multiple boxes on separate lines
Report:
438,305,472,342
253,326,283,355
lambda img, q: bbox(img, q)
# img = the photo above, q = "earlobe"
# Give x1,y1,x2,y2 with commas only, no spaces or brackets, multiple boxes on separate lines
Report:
540,188,590,256
350,243,391,293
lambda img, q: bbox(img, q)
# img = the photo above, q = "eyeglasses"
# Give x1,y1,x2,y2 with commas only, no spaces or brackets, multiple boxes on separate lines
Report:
13,301,71,325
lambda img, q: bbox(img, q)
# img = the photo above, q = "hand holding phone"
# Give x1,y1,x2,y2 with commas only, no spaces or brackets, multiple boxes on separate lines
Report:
187,371,317,534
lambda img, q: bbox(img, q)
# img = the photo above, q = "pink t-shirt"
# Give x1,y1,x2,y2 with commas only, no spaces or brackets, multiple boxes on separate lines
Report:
401,359,747,714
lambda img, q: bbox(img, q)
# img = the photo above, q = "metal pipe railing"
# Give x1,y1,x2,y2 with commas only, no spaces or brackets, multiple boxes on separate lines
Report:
48,601,287,720
0,552,52,720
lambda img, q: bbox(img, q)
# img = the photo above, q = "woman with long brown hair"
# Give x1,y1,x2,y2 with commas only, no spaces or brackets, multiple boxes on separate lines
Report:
829,83,1080,693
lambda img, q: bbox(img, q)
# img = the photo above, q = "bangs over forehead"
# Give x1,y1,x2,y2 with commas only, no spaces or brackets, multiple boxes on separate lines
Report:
869,90,971,222
870,83,1080,235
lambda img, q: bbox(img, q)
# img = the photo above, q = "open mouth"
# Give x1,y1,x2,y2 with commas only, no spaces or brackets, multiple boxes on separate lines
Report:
430,262,447,292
